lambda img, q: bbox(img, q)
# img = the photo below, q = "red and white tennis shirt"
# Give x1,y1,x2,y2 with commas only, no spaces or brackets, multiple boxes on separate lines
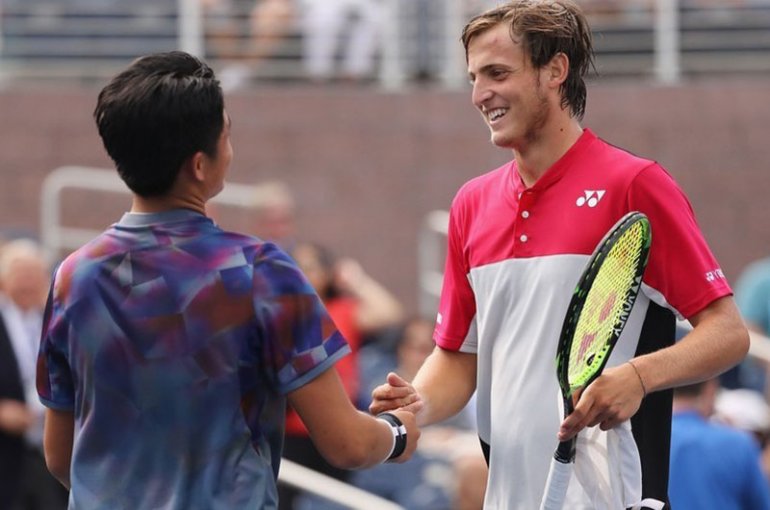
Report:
434,129,731,509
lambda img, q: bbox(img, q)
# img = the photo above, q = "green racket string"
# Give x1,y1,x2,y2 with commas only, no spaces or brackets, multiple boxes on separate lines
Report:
566,220,648,392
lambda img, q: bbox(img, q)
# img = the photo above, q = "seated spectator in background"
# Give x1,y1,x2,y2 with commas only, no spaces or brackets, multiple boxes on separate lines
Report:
452,451,488,510
725,257,770,394
0,239,68,510
202,0,298,90
715,387,770,479
249,0,296,63
669,378,770,509
356,316,437,406
300,0,383,82
250,179,297,249
282,241,404,509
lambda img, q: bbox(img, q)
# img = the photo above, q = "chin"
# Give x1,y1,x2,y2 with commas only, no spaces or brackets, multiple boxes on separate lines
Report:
490,133,514,149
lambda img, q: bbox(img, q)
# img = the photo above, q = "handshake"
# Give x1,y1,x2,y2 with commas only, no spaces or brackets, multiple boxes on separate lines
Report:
369,372,425,464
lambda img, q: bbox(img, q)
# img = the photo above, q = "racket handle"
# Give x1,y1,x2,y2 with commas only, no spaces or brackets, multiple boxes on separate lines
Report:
539,456,573,510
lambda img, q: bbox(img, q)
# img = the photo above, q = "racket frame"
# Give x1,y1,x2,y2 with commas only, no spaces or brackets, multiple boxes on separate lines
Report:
553,211,651,462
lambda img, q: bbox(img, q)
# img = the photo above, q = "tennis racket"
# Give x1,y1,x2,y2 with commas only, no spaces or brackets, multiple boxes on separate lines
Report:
538,211,652,510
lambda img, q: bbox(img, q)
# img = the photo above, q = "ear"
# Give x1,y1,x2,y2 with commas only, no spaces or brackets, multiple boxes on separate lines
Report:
544,52,569,89
188,151,207,183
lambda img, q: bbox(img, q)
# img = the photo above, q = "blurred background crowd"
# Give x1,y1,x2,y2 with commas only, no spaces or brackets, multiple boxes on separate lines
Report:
2,0,770,509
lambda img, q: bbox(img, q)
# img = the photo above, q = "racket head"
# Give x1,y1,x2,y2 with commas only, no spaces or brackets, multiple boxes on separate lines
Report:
555,211,652,403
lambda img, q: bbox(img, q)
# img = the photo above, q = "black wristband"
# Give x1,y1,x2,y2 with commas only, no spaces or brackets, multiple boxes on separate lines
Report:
377,412,407,461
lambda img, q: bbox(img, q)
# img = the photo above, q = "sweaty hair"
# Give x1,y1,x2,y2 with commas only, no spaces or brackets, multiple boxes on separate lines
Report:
94,51,224,197
461,0,595,120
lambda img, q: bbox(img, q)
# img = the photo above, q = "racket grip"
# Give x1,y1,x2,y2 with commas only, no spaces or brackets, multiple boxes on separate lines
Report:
538,456,573,510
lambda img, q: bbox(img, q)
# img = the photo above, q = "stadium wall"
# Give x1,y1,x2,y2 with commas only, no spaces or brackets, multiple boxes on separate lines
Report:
1,79,768,312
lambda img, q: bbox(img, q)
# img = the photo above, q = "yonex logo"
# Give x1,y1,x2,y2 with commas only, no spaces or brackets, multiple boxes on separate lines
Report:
705,268,725,283
576,190,606,208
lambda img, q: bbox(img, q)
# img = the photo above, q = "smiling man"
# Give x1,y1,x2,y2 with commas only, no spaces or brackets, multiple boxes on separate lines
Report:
370,2,748,508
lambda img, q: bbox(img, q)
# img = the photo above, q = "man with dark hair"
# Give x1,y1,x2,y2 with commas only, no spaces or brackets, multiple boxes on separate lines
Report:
38,51,419,509
371,1,748,508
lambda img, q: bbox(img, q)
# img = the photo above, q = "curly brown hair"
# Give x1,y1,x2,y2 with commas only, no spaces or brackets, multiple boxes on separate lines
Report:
461,0,595,120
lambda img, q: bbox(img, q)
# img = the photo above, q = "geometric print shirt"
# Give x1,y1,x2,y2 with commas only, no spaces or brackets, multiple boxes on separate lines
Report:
37,209,348,510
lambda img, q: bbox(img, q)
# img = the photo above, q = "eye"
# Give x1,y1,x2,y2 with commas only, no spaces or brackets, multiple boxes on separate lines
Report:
490,69,509,80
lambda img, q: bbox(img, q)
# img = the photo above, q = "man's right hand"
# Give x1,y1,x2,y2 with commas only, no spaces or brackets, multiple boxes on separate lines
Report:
369,372,424,416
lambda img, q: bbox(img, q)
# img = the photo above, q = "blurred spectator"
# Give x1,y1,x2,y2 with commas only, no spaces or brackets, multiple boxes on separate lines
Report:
669,378,770,509
725,258,770,394
0,239,67,509
281,241,403,509
715,387,770,478
249,0,296,62
203,0,298,89
250,180,297,249
452,447,488,510
300,0,383,82
203,0,252,60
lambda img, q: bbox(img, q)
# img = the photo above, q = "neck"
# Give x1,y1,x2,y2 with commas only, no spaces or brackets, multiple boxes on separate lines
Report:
514,120,584,188
131,186,206,214
130,192,206,215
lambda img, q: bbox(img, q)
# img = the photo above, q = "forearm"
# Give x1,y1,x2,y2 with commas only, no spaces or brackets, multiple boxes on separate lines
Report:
310,410,401,469
411,348,477,427
290,368,417,469
631,296,749,393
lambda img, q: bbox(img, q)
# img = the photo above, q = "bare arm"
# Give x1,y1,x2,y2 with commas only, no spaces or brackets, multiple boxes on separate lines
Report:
632,295,749,390
43,408,74,489
560,295,749,440
288,367,419,469
370,347,477,427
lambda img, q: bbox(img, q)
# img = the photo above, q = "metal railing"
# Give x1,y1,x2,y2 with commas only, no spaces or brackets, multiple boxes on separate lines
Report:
39,166,260,261
3,1,770,87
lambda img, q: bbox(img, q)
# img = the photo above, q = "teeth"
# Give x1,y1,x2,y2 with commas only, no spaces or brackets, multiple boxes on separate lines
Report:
488,108,507,121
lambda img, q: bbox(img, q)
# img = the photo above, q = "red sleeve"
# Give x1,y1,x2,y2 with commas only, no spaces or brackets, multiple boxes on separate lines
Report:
628,164,732,319
434,197,477,351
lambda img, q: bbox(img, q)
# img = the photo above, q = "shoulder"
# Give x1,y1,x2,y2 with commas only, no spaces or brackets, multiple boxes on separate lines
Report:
53,235,109,285
452,161,512,209
589,134,661,182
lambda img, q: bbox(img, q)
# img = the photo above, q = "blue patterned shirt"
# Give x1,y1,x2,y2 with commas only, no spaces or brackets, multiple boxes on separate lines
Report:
37,209,349,509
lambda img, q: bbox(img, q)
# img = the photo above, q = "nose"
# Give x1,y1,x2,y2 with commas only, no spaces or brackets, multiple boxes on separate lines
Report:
471,79,493,110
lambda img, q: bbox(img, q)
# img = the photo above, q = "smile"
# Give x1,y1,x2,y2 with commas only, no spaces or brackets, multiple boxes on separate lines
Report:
487,108,508,122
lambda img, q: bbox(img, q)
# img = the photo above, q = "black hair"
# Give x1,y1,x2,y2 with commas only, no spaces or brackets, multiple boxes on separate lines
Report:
94,51,224,196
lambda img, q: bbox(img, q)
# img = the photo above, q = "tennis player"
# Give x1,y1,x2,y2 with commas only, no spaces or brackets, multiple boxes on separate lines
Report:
37,51,418,509
370,2,748,508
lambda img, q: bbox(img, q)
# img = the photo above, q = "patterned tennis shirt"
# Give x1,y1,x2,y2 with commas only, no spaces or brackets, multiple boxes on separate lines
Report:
37,209,348,509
